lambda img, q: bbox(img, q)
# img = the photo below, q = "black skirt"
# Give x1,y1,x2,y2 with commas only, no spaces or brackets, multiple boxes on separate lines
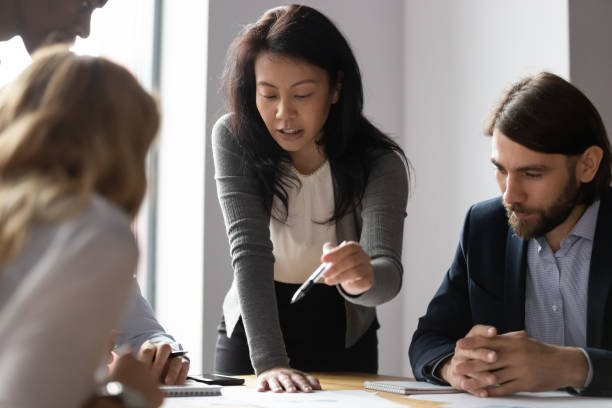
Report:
214,281,379,375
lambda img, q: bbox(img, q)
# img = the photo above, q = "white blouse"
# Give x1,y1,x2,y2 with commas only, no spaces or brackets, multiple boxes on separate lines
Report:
270,161,338,284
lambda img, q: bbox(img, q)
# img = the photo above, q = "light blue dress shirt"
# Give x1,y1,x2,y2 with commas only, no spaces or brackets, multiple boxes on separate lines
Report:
525,200,600,387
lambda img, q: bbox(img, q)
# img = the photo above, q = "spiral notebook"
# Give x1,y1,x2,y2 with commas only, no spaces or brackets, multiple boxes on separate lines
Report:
364,380,461,395
161,380,222,397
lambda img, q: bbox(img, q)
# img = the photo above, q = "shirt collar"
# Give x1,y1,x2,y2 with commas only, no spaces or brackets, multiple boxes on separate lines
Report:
533,200,600,252
569,200,600,241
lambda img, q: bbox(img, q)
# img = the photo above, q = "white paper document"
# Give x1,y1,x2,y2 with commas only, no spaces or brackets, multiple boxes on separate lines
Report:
162,395,251,408
220,387,404,408
407,390,612,407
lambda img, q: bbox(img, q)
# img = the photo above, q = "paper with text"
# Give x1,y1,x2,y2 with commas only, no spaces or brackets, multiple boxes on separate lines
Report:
220,388,403,408
407,391,612,407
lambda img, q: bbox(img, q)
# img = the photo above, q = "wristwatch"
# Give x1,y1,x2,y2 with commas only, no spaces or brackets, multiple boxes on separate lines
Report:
94,381,148,408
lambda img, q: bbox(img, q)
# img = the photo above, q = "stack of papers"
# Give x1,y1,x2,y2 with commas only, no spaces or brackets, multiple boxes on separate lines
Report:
364,380,460,395
161,380,221,397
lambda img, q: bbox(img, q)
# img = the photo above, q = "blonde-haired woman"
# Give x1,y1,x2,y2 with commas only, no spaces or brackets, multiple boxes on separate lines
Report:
0,46,162,408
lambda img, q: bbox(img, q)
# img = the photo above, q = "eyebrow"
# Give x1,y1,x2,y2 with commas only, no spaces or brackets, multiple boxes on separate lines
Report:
490,158,549,172
256,79,317,88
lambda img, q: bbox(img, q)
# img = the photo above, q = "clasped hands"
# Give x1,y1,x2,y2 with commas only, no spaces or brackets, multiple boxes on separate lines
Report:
440,325,589,397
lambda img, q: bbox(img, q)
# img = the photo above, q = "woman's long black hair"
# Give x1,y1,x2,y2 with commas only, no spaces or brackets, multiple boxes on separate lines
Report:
222,4,409,223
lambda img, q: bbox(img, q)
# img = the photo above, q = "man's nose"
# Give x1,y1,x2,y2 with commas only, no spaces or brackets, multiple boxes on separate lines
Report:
503,174,524,205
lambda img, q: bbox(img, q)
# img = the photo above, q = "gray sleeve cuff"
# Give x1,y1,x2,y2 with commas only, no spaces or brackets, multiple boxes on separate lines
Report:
337,257,401,307
578,347,594,388
147,336,182,351
116,282,175,350
428,352,454,384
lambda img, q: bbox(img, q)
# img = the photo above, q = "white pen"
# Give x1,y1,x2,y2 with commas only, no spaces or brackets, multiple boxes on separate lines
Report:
290,241,347,304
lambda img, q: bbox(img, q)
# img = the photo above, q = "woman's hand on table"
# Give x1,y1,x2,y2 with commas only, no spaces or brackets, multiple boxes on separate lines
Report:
257,366,321,393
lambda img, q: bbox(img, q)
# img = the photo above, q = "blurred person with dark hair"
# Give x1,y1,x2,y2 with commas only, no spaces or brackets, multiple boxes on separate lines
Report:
0,0,191,387
0,0,108,53
410,72,612,397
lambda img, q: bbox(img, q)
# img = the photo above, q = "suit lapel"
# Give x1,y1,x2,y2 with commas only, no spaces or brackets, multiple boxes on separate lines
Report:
504,229,528,332
587,188,612,348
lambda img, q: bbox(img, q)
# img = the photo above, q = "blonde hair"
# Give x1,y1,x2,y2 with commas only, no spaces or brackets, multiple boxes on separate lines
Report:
0,45,159,266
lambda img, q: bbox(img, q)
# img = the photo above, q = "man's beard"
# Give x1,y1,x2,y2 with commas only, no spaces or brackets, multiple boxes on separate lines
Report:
504,179,582,240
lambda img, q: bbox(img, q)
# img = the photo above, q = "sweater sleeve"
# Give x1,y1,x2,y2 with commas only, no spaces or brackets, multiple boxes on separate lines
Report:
211,115,290,374
339,150,408,306
0,209,138,408
116,283,179,351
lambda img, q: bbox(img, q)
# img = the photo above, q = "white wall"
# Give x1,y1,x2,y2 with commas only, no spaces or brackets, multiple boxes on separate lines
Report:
569,0,612,135
401,0,569,375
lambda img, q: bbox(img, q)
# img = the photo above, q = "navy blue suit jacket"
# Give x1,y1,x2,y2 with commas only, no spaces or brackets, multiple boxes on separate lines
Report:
409,187,612,396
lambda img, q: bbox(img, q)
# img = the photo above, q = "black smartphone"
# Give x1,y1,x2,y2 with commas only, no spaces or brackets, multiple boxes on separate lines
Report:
152,350,187,362
187,374,245,386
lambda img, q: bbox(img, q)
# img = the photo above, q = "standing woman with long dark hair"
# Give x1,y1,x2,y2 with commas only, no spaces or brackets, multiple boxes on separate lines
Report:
213,5,409,392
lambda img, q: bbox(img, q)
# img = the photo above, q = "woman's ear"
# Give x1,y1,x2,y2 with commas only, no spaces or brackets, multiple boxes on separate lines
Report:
577,145,604,183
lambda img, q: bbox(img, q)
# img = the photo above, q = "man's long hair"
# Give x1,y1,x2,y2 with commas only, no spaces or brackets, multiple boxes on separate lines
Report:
486,72,611,205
